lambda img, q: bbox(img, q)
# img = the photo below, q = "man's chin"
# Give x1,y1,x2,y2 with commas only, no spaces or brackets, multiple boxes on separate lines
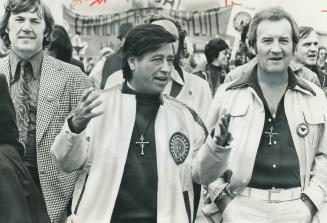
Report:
13,47,40,59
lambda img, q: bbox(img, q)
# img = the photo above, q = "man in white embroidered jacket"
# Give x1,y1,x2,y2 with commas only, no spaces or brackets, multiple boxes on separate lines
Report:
50,24,231,223
203,7,327,223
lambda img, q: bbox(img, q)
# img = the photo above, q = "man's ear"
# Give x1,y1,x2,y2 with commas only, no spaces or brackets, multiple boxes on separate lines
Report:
128,56,135,71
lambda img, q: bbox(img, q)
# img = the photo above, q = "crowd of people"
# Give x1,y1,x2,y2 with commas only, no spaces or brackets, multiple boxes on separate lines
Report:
1,0,327,223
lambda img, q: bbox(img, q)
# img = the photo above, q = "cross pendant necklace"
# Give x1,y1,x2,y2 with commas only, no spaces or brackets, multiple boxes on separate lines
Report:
264,126,278,145
135,110,157,156
135,135,149,155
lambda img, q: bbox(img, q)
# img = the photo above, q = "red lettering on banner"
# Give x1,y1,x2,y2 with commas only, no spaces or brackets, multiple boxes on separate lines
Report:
71,0,108,6
224,0,242,7
90,0,107,6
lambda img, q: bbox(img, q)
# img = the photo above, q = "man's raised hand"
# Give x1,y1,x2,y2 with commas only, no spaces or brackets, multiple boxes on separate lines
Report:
71,87,104,133
213,113,232,146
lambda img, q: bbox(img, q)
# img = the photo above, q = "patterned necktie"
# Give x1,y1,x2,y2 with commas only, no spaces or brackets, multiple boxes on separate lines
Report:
16,60,32,148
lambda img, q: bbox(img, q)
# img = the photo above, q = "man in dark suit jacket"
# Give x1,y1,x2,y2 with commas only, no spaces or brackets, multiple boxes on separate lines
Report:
0,74,49,223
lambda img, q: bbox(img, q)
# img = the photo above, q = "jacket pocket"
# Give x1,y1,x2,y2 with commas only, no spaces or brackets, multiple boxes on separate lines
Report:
302,110,325,155
229,101,250,117
303,109,325,125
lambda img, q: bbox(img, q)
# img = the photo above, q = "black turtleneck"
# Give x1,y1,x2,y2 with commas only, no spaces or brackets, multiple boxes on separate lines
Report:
111,82,160,223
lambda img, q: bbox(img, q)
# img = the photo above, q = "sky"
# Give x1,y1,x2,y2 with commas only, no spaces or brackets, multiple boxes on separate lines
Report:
1,0,327,32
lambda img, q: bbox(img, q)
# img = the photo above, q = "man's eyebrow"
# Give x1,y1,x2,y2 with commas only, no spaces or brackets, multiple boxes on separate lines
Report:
150,54,164,58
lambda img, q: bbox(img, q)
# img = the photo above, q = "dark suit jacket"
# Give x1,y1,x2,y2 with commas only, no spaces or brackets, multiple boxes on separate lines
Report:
0,74,49,223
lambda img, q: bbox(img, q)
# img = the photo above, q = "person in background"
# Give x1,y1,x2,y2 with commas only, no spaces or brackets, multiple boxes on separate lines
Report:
0,74,49,223
0,0,90,222
316,46,327,93
194,37,229,96
47,24,85,72
84,57,95,75
317,46,327,74
99,22,133,88
203,6,327,223
293,26,326,89
89,46,113,89
50,23,231,223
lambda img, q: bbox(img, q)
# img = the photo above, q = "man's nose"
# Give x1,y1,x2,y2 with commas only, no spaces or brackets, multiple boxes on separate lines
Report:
271,40,282,53
309,44,317,52
161,60,172,73
21,21,32,32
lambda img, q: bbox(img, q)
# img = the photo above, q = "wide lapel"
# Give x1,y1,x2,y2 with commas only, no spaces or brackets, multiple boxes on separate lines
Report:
0,56,11,86
36,54,68,144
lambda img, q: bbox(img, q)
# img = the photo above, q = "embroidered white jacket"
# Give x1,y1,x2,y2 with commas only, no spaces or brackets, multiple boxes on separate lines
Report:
50,85,230,223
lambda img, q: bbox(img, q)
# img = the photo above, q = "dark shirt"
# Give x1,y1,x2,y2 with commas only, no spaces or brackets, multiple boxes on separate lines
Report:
111,82,159,223
101,48,123,89
247,67,301,189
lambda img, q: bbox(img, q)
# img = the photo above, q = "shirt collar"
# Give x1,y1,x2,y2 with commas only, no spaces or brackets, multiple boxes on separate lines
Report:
9,49,44,81
121,80,164,105
170,68,185,86
227,64,316,96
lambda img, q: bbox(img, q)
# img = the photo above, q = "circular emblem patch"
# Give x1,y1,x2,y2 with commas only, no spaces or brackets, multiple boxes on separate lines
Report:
297,123,309,137
169,132,190,165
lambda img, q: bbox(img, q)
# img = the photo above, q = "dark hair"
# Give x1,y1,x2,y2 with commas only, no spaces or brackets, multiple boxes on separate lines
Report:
298,26,314,40
117,22,133,40
204,37,229,64
248,6,299,53
0,0,54,49
48,25,72,63
241,24,249,43
145,15,188,75
122,24,177,80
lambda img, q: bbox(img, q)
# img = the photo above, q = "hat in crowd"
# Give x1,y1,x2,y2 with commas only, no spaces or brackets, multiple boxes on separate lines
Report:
100,47,113,57
117,22,133,40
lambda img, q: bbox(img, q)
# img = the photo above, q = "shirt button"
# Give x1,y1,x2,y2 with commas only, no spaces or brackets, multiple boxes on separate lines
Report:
268,118,272,122
273,140,277,145
272,164,277,168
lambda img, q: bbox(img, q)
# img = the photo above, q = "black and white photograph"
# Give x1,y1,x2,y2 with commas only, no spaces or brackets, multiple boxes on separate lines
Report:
0,0,327,222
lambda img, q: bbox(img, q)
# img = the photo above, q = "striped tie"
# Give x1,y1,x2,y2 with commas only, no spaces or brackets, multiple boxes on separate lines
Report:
16,60,31,148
